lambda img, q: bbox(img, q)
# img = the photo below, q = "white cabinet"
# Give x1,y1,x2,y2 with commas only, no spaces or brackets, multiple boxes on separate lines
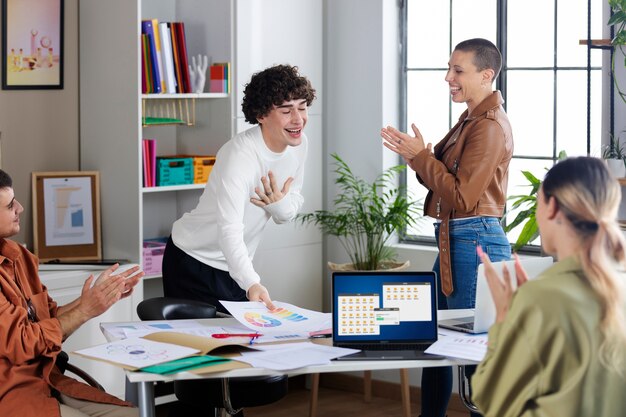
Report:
40,267,134,399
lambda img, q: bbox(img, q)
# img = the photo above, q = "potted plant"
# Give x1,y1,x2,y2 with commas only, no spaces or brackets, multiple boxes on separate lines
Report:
601,134,626,177
503,170,542,252
503,151,568,251
297,153,423,271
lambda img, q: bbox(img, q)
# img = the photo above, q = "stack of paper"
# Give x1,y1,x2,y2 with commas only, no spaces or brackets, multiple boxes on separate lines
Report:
425,330,488,362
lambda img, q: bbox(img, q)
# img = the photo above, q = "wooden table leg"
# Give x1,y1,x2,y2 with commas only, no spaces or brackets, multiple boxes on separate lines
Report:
363,370,372,403
309,373,320,417
400,369,411,417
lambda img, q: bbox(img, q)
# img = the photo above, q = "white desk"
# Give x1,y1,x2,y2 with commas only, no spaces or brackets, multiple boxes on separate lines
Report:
103,309,476,417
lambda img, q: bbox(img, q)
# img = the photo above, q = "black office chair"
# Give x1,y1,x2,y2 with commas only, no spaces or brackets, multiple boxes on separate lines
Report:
136,297,288,417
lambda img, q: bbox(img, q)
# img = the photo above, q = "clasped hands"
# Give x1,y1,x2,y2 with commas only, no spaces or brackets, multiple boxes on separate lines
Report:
477,247,529,324
380,123,432,163
250,170,293,207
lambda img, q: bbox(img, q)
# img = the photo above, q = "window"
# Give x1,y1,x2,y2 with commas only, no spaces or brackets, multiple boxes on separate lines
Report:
402,0,604,247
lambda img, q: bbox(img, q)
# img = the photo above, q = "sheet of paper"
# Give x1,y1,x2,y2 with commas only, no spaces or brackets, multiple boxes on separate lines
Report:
220,300,331,335
100,320,203,340
425,333,488,362
74,337,199,369
234,342,359,370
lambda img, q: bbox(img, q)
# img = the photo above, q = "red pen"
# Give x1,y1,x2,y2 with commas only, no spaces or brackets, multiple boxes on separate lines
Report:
211,333,263,339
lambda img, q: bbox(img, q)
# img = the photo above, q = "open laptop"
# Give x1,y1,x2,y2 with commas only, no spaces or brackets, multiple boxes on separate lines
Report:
332,270,444,361
439,256,554,334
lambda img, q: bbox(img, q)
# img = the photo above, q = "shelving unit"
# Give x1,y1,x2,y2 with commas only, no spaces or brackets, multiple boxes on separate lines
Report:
79,0,235,306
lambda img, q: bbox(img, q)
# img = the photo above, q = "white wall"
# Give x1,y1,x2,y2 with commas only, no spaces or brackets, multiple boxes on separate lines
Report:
235,0,324,310
323,0,402,310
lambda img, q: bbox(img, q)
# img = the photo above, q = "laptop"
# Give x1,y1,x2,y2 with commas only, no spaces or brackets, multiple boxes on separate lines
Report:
439,256,554,334
332,270,444,361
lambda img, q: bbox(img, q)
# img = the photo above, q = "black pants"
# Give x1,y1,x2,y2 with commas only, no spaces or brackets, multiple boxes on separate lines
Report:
162,236,247,314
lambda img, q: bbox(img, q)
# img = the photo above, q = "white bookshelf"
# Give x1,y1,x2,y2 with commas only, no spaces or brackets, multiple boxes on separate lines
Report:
79,0,235,315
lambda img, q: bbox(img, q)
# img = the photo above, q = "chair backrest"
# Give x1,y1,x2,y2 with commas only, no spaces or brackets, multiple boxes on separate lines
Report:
137,297,217,320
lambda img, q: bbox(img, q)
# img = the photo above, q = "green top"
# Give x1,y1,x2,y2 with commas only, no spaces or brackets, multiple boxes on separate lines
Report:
472,256,626,417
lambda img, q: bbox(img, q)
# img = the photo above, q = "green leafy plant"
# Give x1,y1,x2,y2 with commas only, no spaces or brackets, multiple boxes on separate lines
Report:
609,0,626,103
602,133,626,160
503,151,567,251
297,153,423,270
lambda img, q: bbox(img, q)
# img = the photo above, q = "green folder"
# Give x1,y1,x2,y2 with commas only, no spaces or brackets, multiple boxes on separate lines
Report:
142,116,186,125
140,355,230,375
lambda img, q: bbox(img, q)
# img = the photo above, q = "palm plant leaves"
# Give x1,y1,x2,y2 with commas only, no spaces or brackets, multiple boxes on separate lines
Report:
297,153,423,270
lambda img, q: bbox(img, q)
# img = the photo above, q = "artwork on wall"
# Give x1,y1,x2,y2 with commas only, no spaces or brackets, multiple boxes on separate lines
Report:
2,0,64,89
32,171,101,262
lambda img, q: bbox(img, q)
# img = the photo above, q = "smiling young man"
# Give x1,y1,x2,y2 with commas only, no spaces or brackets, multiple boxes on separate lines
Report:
0,169,143,417
162,64,316,313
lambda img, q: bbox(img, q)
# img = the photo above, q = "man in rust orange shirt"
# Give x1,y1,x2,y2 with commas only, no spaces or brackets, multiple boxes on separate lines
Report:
0,169,143,417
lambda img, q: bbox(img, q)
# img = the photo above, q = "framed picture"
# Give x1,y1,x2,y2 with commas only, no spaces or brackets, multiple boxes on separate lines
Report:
32,171,101,262
2,0,64,89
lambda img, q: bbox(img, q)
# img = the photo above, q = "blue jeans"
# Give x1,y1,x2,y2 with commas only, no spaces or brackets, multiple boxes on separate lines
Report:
421,217,510,417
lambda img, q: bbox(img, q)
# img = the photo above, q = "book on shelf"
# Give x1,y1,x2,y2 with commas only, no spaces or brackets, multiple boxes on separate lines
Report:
141,19,209,95
141,20,162,94
158,22,177,94
141,35,148,94
209,62,231,93
150,18,166,93
142,139,157,187
141,34,152,94
172,22,192,93
168,21,183,93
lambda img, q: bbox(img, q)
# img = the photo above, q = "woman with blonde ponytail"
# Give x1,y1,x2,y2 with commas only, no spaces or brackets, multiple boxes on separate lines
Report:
471,157,626,417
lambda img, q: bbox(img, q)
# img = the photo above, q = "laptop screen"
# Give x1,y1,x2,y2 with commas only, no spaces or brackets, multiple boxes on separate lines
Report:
332,271,438,345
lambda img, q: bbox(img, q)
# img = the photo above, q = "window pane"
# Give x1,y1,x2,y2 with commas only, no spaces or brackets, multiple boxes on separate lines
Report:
407,0,450,68
406,173,433,238
406,71,450,140
556,70,602,156
508,0,555,67
506,70,555,157
557,0,602,67
451,0,497,47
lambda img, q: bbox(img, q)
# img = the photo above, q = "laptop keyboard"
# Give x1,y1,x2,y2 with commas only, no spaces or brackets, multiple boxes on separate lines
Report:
453,321,475,330
337,343,432,351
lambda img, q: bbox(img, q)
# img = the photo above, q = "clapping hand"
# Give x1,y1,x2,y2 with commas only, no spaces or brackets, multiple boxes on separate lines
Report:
80,264,144,319
380,123,431,163
476,247,529,323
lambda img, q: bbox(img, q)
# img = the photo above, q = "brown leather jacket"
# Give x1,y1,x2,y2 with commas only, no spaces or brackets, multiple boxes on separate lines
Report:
0,239,130,417
409,91,513,295
410,91,513,220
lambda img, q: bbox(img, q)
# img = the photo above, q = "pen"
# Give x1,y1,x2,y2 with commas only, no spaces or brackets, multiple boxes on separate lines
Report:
211,333,263,339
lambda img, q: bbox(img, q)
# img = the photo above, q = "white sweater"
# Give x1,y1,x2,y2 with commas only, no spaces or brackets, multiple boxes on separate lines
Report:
171,125,307,291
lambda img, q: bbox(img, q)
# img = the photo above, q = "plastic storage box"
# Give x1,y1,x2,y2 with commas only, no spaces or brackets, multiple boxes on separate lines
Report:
192,156,216,184
142,238,167,275
157,157,193,186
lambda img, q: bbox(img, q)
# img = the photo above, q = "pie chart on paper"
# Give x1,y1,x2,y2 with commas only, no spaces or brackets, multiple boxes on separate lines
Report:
244,312,282,328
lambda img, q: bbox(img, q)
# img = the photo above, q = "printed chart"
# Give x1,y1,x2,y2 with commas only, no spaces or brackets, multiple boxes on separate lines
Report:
221,300,329,334
75,337,199,369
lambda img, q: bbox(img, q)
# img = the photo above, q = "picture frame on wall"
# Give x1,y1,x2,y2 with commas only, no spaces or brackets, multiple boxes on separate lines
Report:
32,171,101,262
2,0,64,90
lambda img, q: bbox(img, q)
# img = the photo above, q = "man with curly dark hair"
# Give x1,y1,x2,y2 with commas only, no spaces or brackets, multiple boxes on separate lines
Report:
162,64,316,313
